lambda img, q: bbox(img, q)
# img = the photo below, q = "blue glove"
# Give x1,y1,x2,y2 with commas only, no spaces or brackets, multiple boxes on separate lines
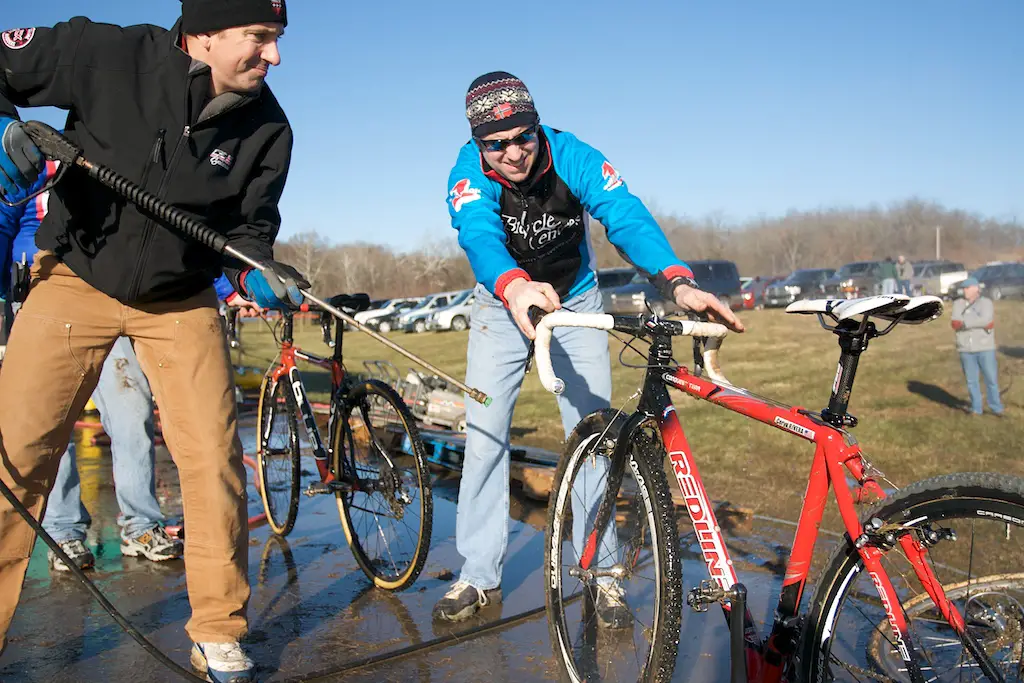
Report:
0,117,44,199
241,261,310,310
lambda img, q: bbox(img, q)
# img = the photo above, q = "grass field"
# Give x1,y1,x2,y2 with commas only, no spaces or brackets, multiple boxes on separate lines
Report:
233,301,1024,521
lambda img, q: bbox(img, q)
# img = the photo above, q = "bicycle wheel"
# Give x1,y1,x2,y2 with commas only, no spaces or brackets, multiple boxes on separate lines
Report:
256,370,300,536
802,473,1024,682
333,379,432,591
546,409,682,683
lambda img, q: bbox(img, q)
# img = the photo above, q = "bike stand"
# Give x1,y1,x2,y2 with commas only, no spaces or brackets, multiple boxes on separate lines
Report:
728,583,749,683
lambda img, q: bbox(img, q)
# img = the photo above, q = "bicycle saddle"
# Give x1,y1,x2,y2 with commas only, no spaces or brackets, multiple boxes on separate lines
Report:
785,295,943,324
327,293,372,313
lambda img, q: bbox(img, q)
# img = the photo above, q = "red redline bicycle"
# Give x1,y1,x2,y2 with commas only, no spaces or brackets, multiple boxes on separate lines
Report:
534,296,1023,682
255,295,433,591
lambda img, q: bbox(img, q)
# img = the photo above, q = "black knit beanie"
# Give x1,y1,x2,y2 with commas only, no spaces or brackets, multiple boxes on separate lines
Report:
181,0,288,34
465,71,539,138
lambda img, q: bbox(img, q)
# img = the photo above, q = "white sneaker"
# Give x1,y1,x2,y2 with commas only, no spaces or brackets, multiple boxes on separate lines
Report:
190,641,256,683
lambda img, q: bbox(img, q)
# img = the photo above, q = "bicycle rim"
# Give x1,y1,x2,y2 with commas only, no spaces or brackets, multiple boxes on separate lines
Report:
804,473,1024,682
334,380,432,591
257,373,300,536
546,410,681,683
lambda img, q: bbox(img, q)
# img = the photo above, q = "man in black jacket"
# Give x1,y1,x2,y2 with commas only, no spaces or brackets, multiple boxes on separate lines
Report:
0,2,305,680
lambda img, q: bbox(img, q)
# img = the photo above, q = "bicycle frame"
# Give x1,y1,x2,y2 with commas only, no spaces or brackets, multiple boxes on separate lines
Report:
264,311,346,484
592,320,983,683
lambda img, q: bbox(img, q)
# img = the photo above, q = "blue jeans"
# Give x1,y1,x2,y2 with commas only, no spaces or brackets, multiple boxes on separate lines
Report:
959,350,1004,416
457,284,615,590
898,280,912,296
42,337,163,542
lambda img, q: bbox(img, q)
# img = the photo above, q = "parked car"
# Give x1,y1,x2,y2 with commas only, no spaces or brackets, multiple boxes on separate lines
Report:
949,262,1024,300
740,275,785,309
427,289,475,331
823,261,884,299
607,260,743,315
355,297,418,327
400,291,466,333
763,268,836,308
910,260,968,297
363,298,422,333
597,267,637,311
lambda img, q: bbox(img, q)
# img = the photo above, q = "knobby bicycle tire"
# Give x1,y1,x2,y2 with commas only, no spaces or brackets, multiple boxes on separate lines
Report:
333,380,433,591
546,409,683,683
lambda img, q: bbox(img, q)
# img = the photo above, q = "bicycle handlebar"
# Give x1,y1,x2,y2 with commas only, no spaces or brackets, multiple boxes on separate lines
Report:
533,311,730,394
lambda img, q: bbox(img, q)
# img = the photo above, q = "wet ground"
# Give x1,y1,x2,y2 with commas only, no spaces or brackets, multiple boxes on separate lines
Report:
0,417,841,682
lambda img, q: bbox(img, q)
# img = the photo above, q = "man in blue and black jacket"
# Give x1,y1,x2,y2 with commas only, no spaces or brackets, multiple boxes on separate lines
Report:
434,71,743,623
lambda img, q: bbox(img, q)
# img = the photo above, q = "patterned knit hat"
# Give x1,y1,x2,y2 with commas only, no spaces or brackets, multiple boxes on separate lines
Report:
181,0,288,34
465,71,539,138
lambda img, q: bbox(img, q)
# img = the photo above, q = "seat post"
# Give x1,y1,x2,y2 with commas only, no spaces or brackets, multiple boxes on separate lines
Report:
822,320,875,427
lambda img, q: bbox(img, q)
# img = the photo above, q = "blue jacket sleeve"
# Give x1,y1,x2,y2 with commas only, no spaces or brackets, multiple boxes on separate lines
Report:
0,194,20,301
0,169,50,300
447,142,526,302
213,274,235,301
552,130,692,283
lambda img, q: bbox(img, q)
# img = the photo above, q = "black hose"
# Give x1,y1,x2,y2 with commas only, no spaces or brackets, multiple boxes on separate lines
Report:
84,163,229,254
0,476,207,682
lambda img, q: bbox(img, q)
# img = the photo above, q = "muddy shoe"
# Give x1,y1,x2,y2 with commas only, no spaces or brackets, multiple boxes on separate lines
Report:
596,583,631,629
190,641,255,683
48,539,95,573
121,525,183,562
432,580,502,622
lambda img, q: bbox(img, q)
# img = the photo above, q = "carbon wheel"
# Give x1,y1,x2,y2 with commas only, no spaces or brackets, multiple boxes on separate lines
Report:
334,380,432,590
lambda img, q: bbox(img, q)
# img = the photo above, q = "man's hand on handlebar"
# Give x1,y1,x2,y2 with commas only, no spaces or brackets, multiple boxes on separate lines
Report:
504,278,561,340
672,283,745,333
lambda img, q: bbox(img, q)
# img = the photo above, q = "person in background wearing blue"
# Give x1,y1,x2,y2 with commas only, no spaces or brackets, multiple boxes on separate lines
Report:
0,163,259,573
437,72,744,623
0,161,185,571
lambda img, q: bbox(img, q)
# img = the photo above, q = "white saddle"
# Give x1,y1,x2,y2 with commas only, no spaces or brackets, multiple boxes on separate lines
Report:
785,294,943,324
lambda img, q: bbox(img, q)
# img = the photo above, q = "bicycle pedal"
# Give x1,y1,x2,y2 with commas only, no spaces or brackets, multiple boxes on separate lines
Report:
303,482,331,497
686,580,727,613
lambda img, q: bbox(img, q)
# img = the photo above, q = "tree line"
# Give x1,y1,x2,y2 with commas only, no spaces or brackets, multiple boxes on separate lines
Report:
274,199,1022,299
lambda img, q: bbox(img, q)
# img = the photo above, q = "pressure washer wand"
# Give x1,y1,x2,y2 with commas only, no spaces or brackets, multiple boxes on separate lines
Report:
23,122,490,406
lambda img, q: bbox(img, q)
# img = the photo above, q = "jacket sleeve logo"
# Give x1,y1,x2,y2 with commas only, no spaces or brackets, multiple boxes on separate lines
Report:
601,161,623,191
2,28,36,50
449,179,481,213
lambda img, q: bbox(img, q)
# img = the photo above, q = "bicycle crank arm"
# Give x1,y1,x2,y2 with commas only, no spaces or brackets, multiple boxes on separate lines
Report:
21,121,491,407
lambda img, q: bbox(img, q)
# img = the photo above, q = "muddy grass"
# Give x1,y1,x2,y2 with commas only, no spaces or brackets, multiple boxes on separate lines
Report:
233,302,1024,523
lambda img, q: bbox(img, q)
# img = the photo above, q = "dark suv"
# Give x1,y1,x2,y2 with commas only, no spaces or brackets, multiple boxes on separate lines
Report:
823,261,884,299
764,268,836,308
950,263,1024,300
597,267,637,312
606,260,742,315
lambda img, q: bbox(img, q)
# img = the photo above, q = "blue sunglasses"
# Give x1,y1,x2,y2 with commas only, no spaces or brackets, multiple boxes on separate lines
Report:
476,125,539,154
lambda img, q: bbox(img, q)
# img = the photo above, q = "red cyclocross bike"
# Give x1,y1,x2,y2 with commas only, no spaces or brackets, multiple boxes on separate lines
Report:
255,294,433,591
533,295,1023,682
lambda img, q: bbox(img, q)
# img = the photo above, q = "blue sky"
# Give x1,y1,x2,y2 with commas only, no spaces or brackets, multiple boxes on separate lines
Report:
5,1,1022,249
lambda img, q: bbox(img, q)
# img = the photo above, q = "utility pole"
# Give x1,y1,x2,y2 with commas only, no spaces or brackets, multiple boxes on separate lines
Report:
935,225,941,260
